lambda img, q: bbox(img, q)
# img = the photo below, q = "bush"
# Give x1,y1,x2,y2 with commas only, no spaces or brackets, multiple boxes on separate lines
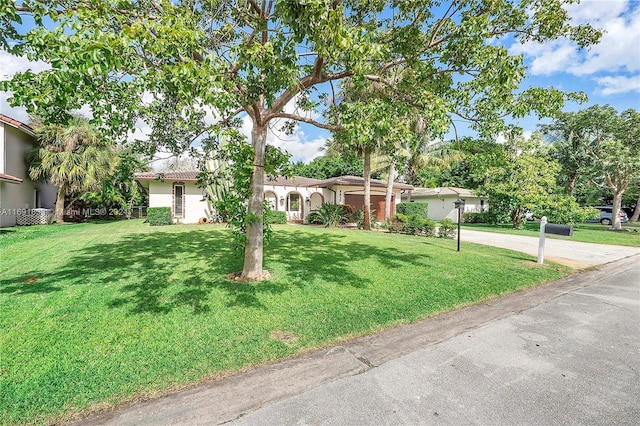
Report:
411,215,436,236
463,212,491,223
396,202,429,219
147,207,172,226
389,213,435,236
307,203,347,227
350,209,365,229
265,209,287,224
532,196,600,224
438,218,456,238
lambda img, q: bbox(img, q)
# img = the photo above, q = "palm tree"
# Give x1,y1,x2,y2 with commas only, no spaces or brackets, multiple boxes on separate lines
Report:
27,116,116,223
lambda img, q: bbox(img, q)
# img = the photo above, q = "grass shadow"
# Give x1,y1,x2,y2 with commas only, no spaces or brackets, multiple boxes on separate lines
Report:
1,225,438,315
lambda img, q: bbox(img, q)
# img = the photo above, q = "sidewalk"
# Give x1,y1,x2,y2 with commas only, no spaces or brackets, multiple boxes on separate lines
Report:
459,228,639,269
77,255,640,426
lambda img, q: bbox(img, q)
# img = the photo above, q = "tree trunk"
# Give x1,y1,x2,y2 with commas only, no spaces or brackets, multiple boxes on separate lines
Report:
242,123,267,280
611,191,624,231
363,147,372,231
384,159,396,222
630,192,640,222
512,205,523,229
54,186,65,223
567,172,577,196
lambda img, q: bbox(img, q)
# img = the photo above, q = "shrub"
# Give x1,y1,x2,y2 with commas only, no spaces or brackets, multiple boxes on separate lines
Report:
403,214,436,236
404,214,425,235
394,213,408,223
438,218,456,238
396,202,429,219
532,196,600,224
463,212,491,223
350,209,365,229
265,209,287,224
386,213,405,233
307,203,347,227
147,207,172,226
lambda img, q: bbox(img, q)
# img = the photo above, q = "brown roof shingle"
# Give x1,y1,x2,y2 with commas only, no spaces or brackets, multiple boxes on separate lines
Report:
135,171,199,181
0,114,36,137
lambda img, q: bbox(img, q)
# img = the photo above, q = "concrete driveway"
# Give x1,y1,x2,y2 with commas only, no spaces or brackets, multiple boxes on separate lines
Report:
460,228,639,269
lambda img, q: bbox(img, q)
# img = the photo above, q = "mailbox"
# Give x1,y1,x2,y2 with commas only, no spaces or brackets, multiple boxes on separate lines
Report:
545,223,573,236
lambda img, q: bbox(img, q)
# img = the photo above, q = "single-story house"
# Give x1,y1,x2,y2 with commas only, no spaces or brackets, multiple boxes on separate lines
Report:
0,114,57,227
135,171,413,224
402,187,488,223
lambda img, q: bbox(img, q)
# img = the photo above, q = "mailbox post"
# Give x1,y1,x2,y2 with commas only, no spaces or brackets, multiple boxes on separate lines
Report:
538,217,574,264
453,199,465,252
538,217,547,264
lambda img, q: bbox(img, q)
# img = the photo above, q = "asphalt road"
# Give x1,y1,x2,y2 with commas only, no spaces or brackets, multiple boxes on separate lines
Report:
78,254,640,426
228,256,640,426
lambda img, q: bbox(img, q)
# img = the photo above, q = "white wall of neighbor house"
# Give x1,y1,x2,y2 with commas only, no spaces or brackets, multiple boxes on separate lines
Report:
0,124,5,174
0,124,56,227
409,195,487,222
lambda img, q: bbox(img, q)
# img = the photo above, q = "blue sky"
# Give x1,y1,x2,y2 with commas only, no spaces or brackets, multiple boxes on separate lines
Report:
2,0,639,163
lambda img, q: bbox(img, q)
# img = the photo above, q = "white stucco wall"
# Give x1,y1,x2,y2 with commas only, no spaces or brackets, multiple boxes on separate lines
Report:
263,182,331,221
148,181,209,224
409,195,487,223
144,179,405,225
0,123,56,227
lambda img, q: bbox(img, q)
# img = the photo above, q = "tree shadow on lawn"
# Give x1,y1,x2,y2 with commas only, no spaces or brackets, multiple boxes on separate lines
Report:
1,227,435,315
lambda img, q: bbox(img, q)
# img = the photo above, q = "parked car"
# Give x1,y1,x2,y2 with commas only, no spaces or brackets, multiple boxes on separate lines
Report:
585,206,629,225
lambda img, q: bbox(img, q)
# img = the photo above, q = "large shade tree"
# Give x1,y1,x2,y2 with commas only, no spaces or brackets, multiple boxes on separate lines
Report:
541,105,640,230
2,0,599,279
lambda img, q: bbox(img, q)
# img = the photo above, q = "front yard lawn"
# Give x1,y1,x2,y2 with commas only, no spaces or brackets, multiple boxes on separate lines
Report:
463,222,640,247
1,220,570,424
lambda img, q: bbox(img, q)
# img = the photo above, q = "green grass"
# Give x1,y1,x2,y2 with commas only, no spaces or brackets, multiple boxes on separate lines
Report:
463,221,640,247
1,220,571,424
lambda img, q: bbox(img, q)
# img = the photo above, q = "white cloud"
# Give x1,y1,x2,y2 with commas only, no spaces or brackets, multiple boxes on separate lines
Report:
514,41,580,75
0,50,49,78
238,94,328,163
595,74,640,95
511,1,640,76
0,50,50,122
240,114,327,164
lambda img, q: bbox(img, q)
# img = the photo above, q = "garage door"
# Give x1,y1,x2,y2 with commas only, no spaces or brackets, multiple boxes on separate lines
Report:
344,194,394,222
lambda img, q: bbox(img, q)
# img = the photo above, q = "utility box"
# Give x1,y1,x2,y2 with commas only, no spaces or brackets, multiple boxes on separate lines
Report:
545,223,574,236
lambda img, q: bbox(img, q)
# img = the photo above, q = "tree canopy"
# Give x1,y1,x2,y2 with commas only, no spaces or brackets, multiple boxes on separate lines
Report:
540,105,640,229
1,0,601,279
26,116,117,223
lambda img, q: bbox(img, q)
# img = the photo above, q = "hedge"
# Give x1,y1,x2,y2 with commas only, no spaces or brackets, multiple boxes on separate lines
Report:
396,202,429,219
147,207,172,226
265,210,287,224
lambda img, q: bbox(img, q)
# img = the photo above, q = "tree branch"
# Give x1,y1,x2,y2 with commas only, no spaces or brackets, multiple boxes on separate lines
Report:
268,113,343,132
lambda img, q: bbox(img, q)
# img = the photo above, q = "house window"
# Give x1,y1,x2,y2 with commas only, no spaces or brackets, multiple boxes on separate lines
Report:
480,199,485,212
173,184,185,218
309,192,323,211
287,193,301,212
264,191,278,210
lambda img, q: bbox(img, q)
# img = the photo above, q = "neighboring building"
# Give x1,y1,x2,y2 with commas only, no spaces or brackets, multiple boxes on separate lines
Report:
402,187,488,223
135,172,413,224
0,114,57,227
